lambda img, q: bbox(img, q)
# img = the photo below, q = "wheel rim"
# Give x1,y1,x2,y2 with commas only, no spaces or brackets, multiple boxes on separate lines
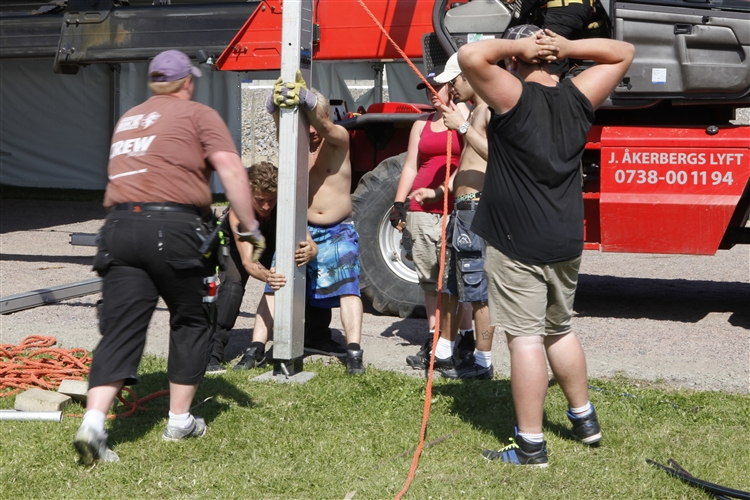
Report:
377,210,419,284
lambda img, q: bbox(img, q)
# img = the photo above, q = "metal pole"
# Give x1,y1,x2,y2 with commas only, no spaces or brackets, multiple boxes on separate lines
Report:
273,0,313,368
373,62,384,103
0,410,63,422
0,278,102,315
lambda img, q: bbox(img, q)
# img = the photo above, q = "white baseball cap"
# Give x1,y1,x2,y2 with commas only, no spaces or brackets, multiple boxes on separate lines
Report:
433,53,461,84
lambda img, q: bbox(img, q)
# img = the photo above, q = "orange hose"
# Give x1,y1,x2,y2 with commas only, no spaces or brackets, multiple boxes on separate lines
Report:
352,2,454,497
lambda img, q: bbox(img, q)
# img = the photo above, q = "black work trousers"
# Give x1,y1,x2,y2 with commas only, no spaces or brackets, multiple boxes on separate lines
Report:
89,209,215,388
211,243,250,361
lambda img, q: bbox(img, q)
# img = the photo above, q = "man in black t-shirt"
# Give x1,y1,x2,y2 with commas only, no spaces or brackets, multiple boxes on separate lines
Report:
458,25,633,466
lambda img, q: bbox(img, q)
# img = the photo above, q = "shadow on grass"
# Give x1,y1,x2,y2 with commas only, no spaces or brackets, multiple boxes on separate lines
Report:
432,378,515,443
107,371,254,446
433,378,577,446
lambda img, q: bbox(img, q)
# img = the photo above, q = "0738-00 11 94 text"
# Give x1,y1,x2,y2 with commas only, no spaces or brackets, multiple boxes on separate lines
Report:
605,148,746,188
613,169,733,186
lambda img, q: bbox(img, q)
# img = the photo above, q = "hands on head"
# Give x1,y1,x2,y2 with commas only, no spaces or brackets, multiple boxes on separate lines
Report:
536,29,565,61
512,28,563,65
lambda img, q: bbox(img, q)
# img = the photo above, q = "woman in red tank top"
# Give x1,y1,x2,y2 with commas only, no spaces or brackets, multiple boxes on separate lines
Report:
392,78,467,334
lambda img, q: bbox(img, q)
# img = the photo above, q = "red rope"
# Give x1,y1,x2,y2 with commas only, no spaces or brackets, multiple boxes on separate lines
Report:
0,336,90,397
352,2,454,497
107,387,170,420
2,335,170,419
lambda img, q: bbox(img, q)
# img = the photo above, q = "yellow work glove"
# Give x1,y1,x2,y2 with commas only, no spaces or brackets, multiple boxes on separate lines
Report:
273,70,310,109
265,77,284,113
233,220,267,263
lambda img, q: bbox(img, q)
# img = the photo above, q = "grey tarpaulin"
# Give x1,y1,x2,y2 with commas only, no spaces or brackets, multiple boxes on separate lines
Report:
0,59,241,191
0,58,428,191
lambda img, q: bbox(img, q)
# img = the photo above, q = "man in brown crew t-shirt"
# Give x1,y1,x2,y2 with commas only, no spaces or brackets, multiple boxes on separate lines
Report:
73,50,264,465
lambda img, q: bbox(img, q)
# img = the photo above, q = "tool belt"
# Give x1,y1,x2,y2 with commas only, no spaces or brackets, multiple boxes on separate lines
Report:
543,0,584,8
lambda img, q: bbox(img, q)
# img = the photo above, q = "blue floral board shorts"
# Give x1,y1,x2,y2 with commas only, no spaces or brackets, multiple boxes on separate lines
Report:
307,217,361,308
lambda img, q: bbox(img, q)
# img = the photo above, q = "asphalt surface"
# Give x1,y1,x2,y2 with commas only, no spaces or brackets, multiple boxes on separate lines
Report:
1,199,748,393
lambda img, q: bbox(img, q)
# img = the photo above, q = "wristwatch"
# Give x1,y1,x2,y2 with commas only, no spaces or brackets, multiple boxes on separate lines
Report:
458,120,470,136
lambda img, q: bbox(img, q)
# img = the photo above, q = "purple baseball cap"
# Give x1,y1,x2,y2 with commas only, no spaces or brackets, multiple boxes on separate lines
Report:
148,50,202,82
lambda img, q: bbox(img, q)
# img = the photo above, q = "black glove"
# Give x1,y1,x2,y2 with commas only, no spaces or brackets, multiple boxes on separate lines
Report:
389,202,407,229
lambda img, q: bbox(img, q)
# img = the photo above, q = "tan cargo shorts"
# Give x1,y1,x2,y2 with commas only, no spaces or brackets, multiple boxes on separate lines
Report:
485,244,581,337
404,211,444,296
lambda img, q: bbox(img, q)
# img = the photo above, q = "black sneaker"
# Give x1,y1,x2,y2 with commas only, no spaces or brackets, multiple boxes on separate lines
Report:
205,356,226,375
442,356,493,380
233,346,267,370
405,337,433,368
566,405,602,445
406,350,455,373
482,428,549,468
457,330,475,361
346,349,365,375
304,338,347,357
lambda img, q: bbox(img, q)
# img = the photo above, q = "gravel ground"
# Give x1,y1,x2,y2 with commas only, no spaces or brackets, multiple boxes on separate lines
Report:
1,199,748,394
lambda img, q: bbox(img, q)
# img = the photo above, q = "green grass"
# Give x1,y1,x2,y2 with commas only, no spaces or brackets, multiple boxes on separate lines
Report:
1,357,748,500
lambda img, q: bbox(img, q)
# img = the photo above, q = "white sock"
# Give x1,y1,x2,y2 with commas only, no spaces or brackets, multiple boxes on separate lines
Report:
517,431,544,444
434,337,455,359
570,402,593,418
168,411,194,429
81,409,106,432
473,349,492,368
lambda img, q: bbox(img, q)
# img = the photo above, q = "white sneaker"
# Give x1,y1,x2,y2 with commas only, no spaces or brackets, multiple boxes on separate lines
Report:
74,425,120,465
162,416,207,441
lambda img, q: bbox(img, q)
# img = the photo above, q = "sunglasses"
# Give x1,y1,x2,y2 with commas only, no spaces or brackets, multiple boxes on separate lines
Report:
449,74,462,87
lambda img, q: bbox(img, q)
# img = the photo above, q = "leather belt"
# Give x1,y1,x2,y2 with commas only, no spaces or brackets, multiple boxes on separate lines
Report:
111,202,203,217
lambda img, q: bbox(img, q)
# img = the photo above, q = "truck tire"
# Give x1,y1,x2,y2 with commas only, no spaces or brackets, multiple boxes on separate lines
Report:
352,153,425,318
